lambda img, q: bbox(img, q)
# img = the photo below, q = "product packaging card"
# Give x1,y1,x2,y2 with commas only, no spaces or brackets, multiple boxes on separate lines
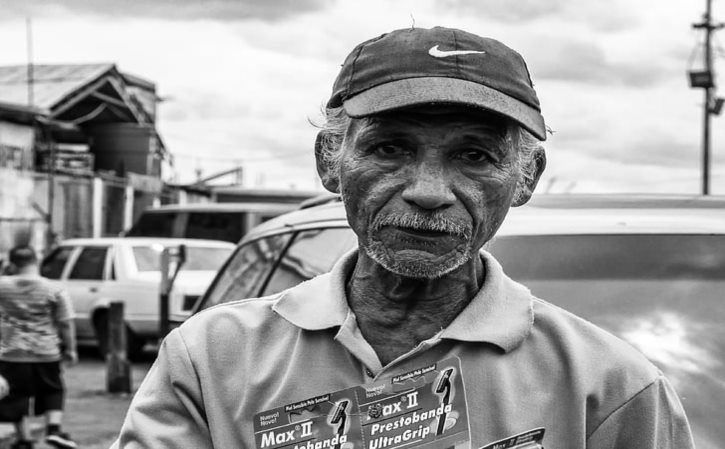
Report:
254,358,470,449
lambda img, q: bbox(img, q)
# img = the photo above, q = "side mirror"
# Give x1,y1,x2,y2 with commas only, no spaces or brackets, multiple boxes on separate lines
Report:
177,244,187,266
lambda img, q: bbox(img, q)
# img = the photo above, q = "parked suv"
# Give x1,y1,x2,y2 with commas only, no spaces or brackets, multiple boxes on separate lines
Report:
125,202,303,243
190,194,725,449
41,237,234,358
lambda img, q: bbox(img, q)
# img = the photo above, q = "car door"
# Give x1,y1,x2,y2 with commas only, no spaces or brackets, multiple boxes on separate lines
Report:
63,245,111,339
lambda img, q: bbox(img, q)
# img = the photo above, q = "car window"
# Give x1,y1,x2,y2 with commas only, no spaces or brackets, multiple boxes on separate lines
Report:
184,247,234,271
126,212,177,238
68,247,108,280
489,232,725,442
185,212,245,243
132,245,232,272
198,233,292,312
262,228,358,296
488,234,725,279
40,246,75,279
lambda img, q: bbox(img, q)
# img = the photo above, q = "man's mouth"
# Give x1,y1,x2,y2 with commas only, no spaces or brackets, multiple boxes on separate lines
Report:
371,212,472,243
394,226,451,238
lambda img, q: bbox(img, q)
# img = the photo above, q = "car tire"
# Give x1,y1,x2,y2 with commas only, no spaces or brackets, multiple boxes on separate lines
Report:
92,310,145,361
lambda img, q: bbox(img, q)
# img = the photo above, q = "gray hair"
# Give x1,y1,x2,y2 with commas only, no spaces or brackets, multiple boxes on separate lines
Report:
315,106,544,200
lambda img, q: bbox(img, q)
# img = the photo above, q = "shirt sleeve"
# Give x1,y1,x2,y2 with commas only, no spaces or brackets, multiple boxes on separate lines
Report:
586,373,695,449
54,288,75,321
110,329,213,448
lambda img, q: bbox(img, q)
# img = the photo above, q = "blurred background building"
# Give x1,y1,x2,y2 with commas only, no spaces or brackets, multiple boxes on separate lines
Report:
0,63,167,257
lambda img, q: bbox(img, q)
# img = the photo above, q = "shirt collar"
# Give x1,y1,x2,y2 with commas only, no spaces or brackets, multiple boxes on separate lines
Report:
440,251,534,352
272,250,357,329
273,249,534,353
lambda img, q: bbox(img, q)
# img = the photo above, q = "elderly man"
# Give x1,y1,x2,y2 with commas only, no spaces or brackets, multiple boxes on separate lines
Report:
112,27,693,448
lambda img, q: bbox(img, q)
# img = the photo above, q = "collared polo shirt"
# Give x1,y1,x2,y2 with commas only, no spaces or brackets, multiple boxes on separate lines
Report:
113,250,694,449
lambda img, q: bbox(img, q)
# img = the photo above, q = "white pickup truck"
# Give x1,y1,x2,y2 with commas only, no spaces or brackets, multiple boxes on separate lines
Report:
40,237,234,359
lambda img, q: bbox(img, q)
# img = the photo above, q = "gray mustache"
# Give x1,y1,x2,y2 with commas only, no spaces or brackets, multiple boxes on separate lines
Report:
372,213,472,239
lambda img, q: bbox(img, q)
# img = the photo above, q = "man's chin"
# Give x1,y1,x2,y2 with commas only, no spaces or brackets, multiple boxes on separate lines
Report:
363,244,470,280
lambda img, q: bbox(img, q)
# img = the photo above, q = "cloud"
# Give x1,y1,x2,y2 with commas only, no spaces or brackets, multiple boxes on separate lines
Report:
161,114,320,188
539,148,708,194
436,0,561,22
160,88,252,122
435,0,639,32
1,0,332,22
525,38,666,88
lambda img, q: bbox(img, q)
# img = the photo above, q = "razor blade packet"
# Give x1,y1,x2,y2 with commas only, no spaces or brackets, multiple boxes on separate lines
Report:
253,358,470,449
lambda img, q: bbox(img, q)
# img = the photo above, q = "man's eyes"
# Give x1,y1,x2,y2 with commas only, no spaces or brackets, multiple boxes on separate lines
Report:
456,149,494,163
367,144,497,164
372,144,409,158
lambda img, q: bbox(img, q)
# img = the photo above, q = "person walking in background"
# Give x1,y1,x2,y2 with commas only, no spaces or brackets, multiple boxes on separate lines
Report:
0,246,78,449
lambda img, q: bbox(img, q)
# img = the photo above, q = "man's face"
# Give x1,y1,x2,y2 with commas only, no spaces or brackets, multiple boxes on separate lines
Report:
337,106,525,279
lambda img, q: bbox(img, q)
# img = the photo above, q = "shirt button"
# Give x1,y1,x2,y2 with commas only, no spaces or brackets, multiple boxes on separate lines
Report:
365,368,375,377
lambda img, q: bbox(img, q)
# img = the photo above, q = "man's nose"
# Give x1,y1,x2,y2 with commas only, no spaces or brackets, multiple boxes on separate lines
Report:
401,161,456,210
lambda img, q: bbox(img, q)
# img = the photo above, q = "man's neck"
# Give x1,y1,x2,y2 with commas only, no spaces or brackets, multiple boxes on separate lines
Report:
346,252,484,366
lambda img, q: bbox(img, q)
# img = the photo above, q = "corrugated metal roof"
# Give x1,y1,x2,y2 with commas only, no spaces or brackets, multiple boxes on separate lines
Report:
0,63,114,110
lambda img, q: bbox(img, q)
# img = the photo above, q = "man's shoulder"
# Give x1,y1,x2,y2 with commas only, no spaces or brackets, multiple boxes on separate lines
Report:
180,270,338,335
530,296,659,380
171,284,325,366
178,291,295,341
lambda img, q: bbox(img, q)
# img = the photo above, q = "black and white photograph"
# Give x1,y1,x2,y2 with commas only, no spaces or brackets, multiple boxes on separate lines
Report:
0,1,723,448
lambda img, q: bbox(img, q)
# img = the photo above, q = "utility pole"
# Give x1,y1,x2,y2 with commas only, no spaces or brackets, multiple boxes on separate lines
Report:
691,0,724,195
26,17,34,106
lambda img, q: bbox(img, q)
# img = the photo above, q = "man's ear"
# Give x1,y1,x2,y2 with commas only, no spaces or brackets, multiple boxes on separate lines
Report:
512,148,546,207
315,131,340,193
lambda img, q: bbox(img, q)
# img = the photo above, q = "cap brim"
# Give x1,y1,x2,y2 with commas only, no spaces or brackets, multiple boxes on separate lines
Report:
342,77,547,141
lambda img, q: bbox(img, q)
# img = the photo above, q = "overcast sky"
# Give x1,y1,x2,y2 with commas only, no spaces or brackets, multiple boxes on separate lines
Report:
2,0,725,194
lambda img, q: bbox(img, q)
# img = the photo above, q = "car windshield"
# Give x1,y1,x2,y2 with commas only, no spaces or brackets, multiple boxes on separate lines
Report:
132,245,232,272
126,212,177,238
488,232,725,446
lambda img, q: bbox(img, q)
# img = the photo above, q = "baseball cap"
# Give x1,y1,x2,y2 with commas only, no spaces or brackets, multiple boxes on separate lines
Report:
327,26,547,140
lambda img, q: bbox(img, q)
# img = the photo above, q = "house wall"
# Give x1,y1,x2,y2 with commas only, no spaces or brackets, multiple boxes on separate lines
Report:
0,121,34,171
0,168,46,261
1,166,228,263
0,122,45,261
31,174,92,241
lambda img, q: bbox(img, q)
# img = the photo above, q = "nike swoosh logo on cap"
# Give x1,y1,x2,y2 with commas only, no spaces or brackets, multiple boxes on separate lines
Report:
428,45,486,58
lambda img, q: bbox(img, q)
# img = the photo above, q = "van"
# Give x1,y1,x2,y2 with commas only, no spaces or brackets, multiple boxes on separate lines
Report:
125,202,300,243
